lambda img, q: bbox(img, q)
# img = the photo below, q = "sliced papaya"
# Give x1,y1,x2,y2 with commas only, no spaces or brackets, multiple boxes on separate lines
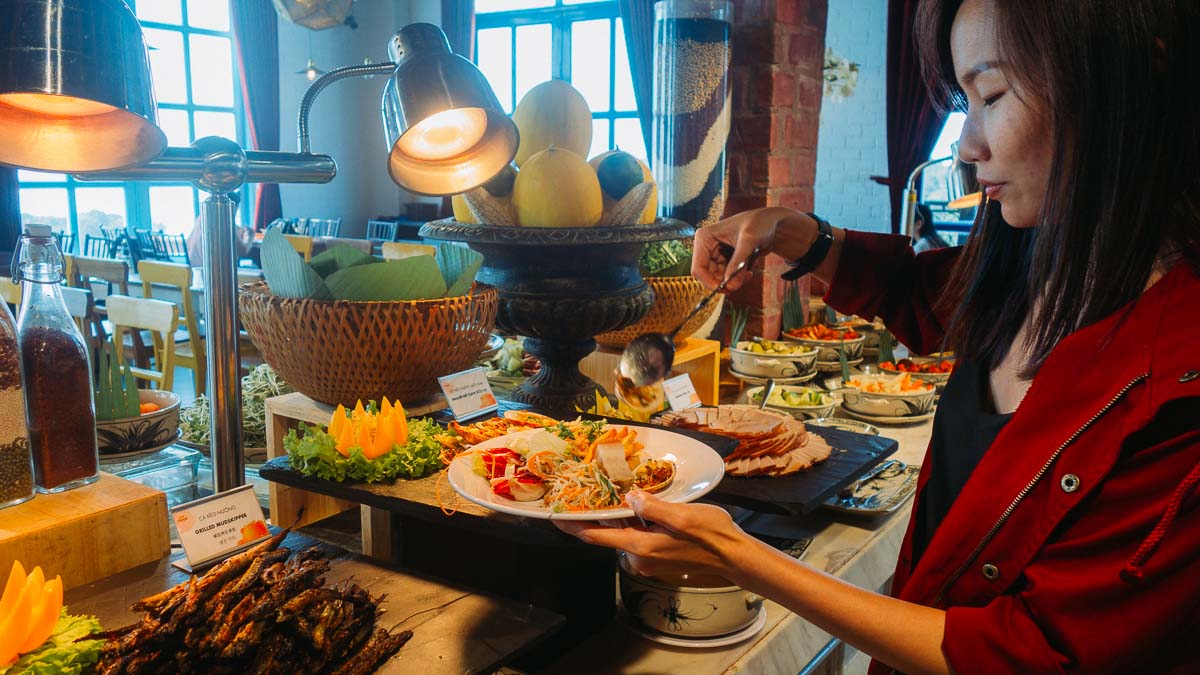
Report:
0,569,40,665
352,400,367,419
366,415,396,460
379,397,393,418
335,422,356,457
328,404,347,438
0,561,25,619
354,420,373,456
392,408,409,447
17,575,61,654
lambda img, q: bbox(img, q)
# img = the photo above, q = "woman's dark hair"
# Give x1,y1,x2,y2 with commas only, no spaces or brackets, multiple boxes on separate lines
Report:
916,0,1200,375
915,204,950,249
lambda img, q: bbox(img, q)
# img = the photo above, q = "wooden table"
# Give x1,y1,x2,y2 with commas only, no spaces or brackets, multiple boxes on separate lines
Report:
65,531,564,674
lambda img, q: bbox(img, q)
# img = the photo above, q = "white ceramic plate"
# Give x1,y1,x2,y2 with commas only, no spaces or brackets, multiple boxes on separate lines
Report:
839,407,936,425
619,604,767,648
446,426,725,521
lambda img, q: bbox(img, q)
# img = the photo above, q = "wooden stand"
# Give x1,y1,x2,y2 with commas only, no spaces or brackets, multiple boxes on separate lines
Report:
579,337,721,405
0,473,169,590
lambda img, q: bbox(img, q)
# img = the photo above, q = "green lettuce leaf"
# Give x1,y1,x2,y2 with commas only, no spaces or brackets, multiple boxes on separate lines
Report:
0,610,105,675
284,418,444,482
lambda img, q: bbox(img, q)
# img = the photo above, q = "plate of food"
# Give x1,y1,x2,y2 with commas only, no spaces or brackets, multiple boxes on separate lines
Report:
446,422,725,520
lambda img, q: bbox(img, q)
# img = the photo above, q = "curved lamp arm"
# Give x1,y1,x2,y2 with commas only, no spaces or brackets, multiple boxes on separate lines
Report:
297,62,398,154
901,156,953,239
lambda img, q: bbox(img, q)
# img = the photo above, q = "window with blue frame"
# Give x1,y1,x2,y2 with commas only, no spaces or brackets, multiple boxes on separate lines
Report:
919,112,973,243
474,0,645,162
16,0,248,247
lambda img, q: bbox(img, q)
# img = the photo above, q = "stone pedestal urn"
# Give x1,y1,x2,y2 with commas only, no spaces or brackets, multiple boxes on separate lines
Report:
420,218,693,412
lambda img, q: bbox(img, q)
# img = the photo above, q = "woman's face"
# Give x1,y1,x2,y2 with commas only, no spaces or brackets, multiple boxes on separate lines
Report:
951,0,1052,228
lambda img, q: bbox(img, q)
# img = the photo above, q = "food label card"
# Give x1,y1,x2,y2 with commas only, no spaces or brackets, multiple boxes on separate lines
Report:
664,374,703,410
438,366,500,421
171,484,271,570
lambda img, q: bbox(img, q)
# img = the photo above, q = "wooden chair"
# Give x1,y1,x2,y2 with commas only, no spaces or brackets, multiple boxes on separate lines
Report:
283,234,315,262
306,218,341,237
137,260,205,396
381,242,436,261
82,234,116,258
130,230,158,264
54,231,77,255
59,285,104,360
319,237,371,254
0,276,22,312
105,294,178,391
150,232,190,266
366,220,398,242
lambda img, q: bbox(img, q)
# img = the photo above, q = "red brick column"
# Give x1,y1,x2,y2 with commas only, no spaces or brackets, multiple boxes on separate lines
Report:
723,0,827,339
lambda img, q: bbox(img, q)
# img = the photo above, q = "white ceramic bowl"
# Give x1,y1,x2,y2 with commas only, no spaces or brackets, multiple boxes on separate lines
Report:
729,341,818,378
878,356,956,389
834,373,936,417
782,333,866,362
95,390,181,457
740,385,837,420
618,555,763,638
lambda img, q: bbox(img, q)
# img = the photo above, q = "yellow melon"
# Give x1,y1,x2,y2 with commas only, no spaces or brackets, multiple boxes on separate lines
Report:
588,150,657,224
451,193,477,224
513,146,603,228
512,80,593,167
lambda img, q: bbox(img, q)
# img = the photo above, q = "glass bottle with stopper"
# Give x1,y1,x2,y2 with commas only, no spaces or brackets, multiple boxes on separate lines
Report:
14,225,99,492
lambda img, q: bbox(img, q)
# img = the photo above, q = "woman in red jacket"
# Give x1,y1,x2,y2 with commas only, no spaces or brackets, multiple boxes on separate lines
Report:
558,0,1200,672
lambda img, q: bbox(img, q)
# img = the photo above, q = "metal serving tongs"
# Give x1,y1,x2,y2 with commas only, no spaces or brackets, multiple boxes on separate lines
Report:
619,245,762,388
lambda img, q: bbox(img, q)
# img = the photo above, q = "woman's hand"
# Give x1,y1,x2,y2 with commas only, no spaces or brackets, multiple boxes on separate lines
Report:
554,490,752,578
692,207,821,291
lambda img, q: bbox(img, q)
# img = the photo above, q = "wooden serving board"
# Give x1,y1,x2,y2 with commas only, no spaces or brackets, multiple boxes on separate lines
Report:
0,473,169,590
65,531,563,674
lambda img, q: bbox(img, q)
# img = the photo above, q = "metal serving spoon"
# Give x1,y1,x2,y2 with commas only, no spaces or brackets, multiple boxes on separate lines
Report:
619,246,762,387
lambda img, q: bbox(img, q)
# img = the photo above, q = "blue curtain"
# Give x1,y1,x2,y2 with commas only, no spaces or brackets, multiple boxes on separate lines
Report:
231,0,283,230
618,0,655,162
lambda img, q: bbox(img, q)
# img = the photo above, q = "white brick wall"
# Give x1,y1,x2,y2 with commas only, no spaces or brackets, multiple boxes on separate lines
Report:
814,0,891,233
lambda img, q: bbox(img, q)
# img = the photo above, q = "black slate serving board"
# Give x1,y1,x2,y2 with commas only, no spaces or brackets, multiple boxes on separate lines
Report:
707,425,898,516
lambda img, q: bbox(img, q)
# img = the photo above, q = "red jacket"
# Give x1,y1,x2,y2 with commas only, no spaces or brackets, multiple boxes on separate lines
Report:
825,230,1200,674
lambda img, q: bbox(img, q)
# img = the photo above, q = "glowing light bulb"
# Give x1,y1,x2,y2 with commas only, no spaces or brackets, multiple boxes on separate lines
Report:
0,93,117,117
306,67,319,81
396,108,487,161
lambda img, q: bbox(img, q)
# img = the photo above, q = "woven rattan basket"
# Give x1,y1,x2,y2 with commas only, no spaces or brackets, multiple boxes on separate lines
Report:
595,276,716,348
239,281,498,406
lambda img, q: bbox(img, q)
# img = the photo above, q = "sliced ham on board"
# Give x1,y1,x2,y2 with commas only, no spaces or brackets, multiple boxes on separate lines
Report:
658,405,831,477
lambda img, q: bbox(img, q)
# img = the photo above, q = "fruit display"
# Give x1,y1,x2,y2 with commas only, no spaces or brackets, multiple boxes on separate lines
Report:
452,80,658,228
589,150,657,225
512,146,603,228
0,561,104,673
285,398,445,483
511,79,593,166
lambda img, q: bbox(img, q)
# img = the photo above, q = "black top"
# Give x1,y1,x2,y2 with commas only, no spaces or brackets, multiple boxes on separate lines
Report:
909,359,1014,566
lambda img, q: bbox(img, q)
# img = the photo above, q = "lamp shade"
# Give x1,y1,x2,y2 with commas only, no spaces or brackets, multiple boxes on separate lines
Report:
0,0,166,172
381,24,518,196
